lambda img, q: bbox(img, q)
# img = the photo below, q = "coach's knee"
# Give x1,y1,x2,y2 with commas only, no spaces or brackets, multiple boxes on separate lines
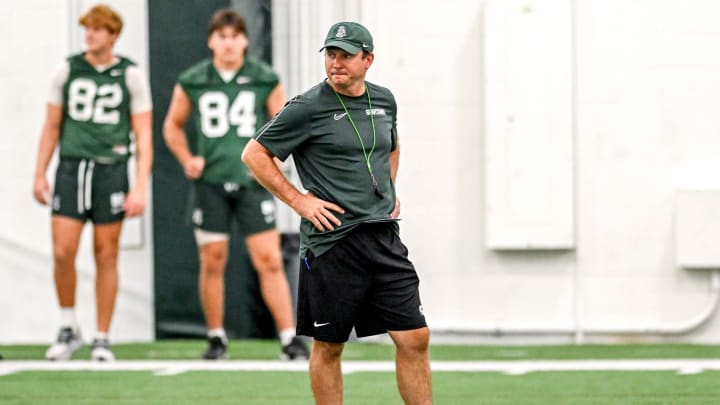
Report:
312,341,344,364
393,327,430,355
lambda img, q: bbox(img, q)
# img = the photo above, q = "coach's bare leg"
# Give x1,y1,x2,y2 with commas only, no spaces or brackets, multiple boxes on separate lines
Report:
51,216,85,308
93,221,123,333
246,229,294,330
389,327,432,405
310,340,344,404
199,240,229,330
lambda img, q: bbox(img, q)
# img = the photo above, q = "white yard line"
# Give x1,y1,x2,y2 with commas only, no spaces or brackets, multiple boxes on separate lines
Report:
2,359,720,376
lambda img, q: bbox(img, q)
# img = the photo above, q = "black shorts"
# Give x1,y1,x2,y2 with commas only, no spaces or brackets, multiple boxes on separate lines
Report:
192,180,276,235
297,222,427,343
52,159,128,224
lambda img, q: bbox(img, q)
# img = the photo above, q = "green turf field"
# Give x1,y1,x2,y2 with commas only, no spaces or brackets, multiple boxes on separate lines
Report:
5,340,720,360
2,341,720,404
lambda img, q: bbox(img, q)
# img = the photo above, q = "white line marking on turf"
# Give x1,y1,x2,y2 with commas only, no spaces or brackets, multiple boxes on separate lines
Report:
677,367,705,375
1,359,720,377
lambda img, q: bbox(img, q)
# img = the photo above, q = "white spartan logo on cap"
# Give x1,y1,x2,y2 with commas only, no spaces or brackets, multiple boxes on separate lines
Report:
336,25,347,38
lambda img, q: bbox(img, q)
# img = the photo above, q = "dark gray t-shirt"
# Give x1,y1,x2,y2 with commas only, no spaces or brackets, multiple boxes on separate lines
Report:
255,80,398,256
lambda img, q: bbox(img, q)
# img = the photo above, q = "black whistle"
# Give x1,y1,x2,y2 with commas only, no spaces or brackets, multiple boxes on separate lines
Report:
374,185,384,199
370,173,384,199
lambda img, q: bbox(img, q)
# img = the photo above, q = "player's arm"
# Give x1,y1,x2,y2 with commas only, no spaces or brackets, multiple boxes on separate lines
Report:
265,84,287,168
34,62,68,205
123,66,154,217
163,85,205,179
124,110,153,217
242,140,344,231
33,103,63,205
266,84,286,117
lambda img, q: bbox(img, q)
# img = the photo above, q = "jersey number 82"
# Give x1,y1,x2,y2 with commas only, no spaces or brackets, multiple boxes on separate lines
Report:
68,78,123,125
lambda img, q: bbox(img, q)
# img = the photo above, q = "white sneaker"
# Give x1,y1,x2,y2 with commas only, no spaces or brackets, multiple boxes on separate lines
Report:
90,338,115,361
45,327,83,361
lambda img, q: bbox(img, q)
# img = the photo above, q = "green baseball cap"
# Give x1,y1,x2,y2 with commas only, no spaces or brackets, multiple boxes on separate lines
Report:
320,21,374,55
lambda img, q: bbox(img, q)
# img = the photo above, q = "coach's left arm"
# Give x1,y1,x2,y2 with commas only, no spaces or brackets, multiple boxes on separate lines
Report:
390,140,400,218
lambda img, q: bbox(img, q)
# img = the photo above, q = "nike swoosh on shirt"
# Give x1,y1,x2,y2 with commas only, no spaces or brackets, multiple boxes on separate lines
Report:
333,112,348,120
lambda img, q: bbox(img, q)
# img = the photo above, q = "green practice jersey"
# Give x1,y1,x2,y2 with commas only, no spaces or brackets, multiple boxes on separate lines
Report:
60,53,134,162
178,58,279,185
256,80,398,256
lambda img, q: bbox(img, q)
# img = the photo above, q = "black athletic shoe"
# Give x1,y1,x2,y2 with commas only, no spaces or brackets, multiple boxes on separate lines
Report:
281,336,309,360
203,336,228,360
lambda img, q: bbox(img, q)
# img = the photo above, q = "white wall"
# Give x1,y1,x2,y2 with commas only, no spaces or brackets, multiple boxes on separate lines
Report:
275,0,720,343
0,0,153,343
4,0,720,344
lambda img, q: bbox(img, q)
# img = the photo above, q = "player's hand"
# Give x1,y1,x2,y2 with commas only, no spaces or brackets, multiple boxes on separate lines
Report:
391,197,400,219
294,192,345,231
123,188,146,217
183,156,205,179
33,176,51,205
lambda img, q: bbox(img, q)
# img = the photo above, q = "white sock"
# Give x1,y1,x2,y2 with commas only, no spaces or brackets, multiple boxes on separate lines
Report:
279,328,296,346
208,328,227,342
60,307,79,330
95,332,109,341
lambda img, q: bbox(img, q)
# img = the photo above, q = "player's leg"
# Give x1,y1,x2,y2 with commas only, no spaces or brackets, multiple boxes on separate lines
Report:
93,221,122,335
46,215,85,360
239,184,308,359
52,216,84,312
193,181,233,359
88,161,129,361
246,230,293,330
388,327,432,405
245,229,307,334
309,340,344,403
195,235,230,359
198,238,229,332
46,159,88,361
91,220,122,361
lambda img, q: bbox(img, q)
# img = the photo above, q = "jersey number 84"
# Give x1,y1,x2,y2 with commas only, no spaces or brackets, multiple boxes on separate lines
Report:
199,91,257,138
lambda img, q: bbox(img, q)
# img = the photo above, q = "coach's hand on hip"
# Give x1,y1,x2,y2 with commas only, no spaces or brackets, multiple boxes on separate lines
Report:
391,197,400,219
293,191,345,231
